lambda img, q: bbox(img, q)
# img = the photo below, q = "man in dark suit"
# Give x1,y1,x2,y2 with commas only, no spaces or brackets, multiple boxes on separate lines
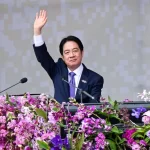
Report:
33,10,104,103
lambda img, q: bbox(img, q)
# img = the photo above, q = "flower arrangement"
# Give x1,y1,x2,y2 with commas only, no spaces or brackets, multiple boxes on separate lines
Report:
0,90,150,150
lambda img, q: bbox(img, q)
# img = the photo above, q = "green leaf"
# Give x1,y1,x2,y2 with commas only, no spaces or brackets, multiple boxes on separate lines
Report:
145,137,150,143
35,108,47,121
94,110,121,123
144,126,150,133
111,126,123,134
7,112,16,121
94,110,108,117
113,100,119,110
53,107,60,112
106,139,117,150
6,93,9,101
135,134,144,138
75,132,84,150
118,138,126,144
109,114,121,121
108,96,119,110
37,140,50,150
106,119,111,125
23,93,27,98
57,122,66,128
132,129,145,138
6,93,15,106
108,96,115,107
144,125,150,129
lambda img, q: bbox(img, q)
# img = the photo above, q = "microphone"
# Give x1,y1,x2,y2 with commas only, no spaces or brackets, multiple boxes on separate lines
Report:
62,78,95,103
20,78,28,83
0,77,28,94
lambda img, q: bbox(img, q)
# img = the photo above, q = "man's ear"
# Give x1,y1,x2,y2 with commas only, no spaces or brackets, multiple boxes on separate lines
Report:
81,50,84,57
61,55,64,61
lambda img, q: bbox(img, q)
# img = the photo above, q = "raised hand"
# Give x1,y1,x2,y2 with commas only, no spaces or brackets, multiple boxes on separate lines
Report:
34,10,48,35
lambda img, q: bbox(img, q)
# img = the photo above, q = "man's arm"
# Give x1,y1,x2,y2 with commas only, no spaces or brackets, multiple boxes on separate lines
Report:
33,10,56,79
89,76,104,103
33,43,56,79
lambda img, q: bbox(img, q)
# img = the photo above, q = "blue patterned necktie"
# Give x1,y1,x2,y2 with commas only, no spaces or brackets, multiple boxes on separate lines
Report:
69,72,76,98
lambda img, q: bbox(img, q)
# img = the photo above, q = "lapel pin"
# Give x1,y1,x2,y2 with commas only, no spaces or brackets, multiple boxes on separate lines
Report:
81,80,87,83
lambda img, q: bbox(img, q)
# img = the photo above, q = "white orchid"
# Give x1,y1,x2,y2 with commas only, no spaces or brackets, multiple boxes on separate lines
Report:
137,89,150,101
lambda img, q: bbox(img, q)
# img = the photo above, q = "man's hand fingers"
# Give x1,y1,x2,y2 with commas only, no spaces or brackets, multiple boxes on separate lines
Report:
41,10,44,17
43,10,47,18
41,10,46,18
44,17,48,24
39,10,42,17
35,12,38,20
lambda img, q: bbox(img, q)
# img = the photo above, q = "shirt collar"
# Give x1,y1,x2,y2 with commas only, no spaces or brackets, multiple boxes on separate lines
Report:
68,64,83,76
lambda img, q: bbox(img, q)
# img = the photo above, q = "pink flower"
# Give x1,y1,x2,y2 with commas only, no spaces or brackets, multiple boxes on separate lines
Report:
139,140,146,146
100,119,106,125
0,96,6,107
14,135,26,145
131,142,140,150
0,129,7,137
104,125,112,131
41,132,56,140
0,116,6,124
124,99,132,102
24,146,31,150
122,129,136,145
74,111,85,120
7,120,17,129
95,132,107,149
142,116,150,124
143,110,150,117
48,112,57,124
98,132,105,139
17,96,28,106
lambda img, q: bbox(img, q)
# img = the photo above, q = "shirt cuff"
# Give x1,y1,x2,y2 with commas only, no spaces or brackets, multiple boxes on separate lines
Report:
33,35,44,47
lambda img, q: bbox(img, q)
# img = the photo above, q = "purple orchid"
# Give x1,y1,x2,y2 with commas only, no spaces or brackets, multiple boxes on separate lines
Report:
131,109,140,118
131,107,147,119
63,137,71,150
146,130,150,138
51,135,70,150
136,107,147,113
24,146,31,150
51,135,63,148
51,147,61,150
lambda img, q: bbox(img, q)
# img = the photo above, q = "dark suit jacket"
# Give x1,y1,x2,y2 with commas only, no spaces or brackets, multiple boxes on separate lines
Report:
33,43,104,103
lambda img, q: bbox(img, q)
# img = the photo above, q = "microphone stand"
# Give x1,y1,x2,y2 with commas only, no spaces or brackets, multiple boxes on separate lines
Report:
0,82,20,94
62,78,94,103
78,88,83,103
0,78,28,94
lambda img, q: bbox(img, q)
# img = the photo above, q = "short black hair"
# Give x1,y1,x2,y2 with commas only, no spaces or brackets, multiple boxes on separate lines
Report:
59,35,84,55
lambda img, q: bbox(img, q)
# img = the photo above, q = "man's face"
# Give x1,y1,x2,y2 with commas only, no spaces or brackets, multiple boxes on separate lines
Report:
62,41,84,71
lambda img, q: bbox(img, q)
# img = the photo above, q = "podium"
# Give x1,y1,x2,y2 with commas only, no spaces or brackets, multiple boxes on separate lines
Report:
64,101,150,126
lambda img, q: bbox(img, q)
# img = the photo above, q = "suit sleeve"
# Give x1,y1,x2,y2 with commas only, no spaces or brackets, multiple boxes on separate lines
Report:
90,76,104,103
33,43,56,79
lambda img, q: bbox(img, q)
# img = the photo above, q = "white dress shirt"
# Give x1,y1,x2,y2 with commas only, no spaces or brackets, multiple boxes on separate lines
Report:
34,35,44,47
33,35,83,96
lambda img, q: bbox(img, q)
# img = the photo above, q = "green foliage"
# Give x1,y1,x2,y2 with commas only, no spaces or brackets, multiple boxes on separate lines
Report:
106,139,117,150
75,133,84,150
111,126,123,134
35,108,47,121
37,140,50,150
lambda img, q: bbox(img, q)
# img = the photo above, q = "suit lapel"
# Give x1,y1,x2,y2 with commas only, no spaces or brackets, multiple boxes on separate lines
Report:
75,64,88,100
60,59,70,100
62,71,70,100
